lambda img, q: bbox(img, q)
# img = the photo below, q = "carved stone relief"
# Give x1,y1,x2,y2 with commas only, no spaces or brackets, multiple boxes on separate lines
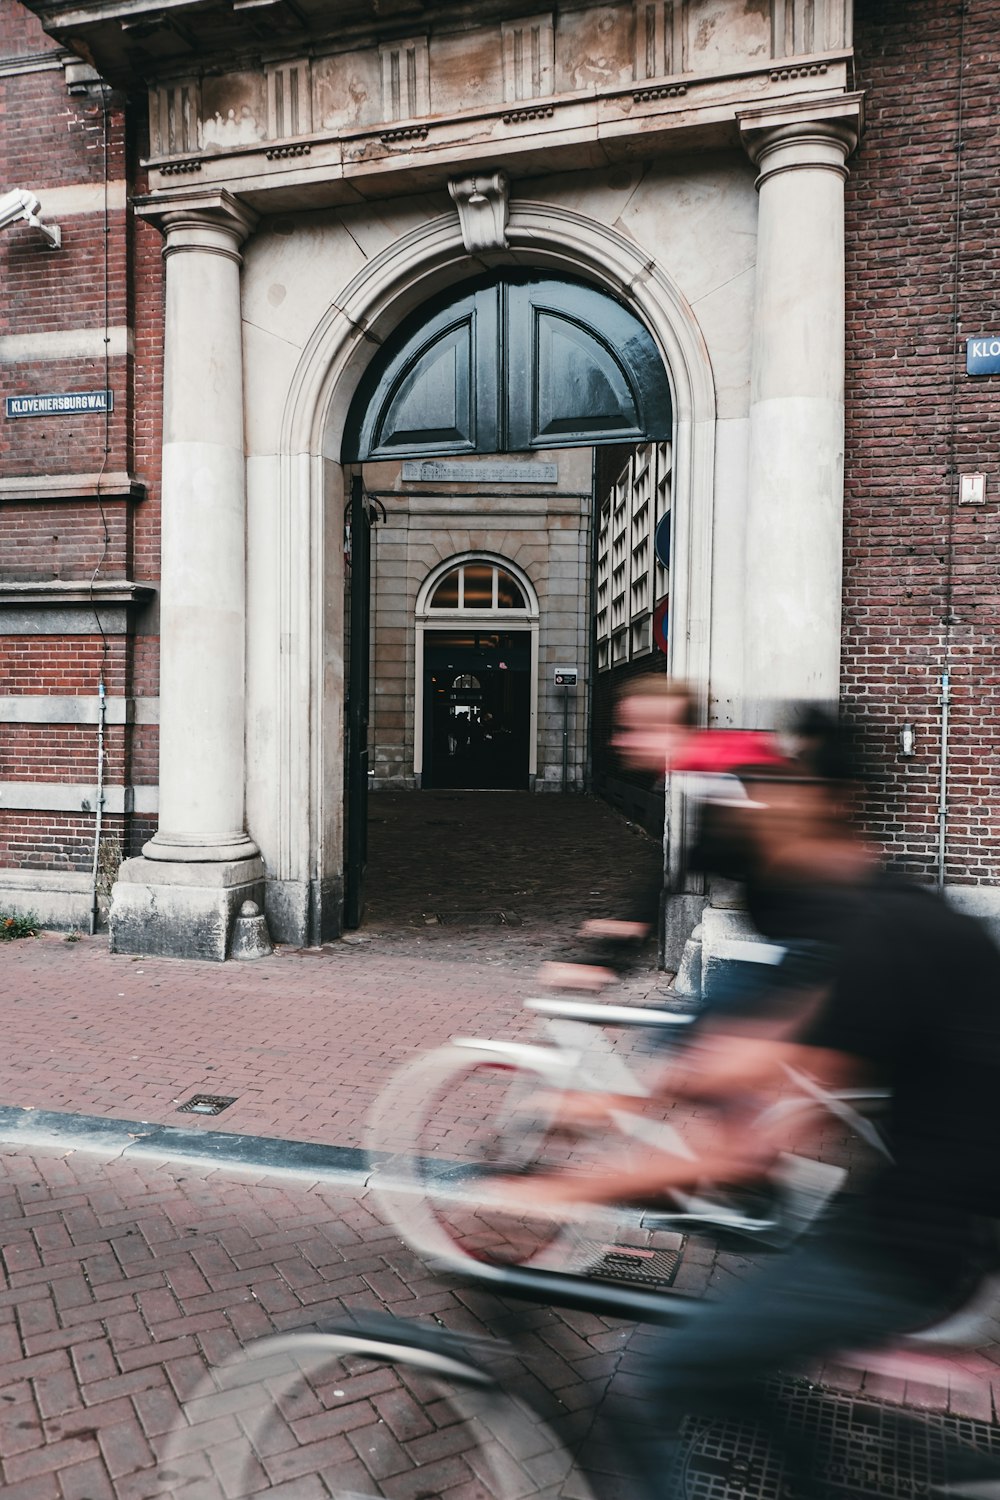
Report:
556,7,633,95
501,14,555,103
144,1,854,164
314,49,380,133
200,72,267,150
267,60,312,139
379,35,430,121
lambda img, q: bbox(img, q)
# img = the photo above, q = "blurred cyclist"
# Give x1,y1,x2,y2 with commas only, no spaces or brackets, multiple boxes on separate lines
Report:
508,685,1000,1496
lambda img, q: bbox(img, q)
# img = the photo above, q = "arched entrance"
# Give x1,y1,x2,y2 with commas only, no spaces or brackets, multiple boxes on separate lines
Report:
339,269,674,921
252,202,717,946
416,555,539,791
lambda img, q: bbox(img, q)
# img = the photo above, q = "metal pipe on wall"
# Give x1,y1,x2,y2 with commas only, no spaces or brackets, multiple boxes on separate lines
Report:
937,671,951,890
89,680,107,935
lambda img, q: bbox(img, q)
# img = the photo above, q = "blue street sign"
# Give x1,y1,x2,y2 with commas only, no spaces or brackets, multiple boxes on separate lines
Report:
966,338,1000,375
5,389,114,418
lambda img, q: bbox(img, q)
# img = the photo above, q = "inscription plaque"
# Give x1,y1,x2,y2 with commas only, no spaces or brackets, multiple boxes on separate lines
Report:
402,460,559,484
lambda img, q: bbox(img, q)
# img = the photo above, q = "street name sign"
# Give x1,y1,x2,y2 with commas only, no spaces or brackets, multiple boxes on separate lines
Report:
966,338,1000,375
5,390,114,418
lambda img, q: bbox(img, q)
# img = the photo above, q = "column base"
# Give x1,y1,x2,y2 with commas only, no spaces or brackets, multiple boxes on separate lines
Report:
265,876,344,948
661,891,707,971
700,907,785,1003
109,855,265,962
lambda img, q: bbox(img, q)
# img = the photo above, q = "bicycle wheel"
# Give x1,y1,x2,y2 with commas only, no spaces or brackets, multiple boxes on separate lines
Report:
152,1321,597,1499
367,1044,610,1272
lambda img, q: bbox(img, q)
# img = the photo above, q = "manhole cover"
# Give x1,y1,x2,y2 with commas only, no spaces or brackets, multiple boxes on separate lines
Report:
584,1242,681,1288
177,1094,237,1116
433,910,523,926
682,1376,1000,1499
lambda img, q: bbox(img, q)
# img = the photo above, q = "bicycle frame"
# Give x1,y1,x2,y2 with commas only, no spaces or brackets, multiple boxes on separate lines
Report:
447,996,888,1239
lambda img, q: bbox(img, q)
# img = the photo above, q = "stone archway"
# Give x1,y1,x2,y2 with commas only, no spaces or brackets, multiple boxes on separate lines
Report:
243,199,718,946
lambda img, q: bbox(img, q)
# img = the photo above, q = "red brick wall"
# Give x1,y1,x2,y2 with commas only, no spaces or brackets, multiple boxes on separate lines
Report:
0,636,127,694
845,0,1000,883
0,1,163,878
1,503,132,580
0,812,130,871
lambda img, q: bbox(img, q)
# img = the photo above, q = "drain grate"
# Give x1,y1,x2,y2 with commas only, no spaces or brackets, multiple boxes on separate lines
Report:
682,1376,1000,1499
177,1094,237,1116
432,910,523,927
584,1242,681,1288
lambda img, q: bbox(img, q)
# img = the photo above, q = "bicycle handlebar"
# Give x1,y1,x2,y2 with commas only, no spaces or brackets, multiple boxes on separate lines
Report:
524,997,695,1028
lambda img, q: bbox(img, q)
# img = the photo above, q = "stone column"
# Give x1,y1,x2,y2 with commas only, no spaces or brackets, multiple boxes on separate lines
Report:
738,99,862,714
111,191,264,961
694,101,862,997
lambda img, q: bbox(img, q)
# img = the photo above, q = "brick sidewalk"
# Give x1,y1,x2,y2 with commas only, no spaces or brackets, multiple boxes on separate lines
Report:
0,1142,623,1498
0,792,668,1148
0,1142,996,1500
1,790,998,1489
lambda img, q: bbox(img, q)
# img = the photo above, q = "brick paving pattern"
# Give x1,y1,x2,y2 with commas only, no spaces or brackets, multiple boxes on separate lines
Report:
0,1143,996,1498
0,791,997,1493
0,794,666,1146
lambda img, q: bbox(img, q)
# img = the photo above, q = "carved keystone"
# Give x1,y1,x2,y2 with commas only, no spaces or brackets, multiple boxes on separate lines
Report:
448,171,510,254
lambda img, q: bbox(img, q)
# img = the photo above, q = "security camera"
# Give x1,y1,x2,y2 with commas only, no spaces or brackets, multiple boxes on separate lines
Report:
0,189,61,249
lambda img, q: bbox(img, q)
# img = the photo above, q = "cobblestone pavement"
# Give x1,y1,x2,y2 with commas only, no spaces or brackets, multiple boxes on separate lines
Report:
1,1141,997,1500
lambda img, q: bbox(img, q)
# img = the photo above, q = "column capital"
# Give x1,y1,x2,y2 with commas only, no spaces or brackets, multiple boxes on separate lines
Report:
738,93,864,189
134,188,259,260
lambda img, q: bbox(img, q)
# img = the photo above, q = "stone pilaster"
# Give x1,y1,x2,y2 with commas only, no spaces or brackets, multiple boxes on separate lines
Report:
110,190,264,961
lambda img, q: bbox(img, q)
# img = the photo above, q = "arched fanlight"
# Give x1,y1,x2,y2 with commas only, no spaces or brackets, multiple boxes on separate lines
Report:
429,563,528,612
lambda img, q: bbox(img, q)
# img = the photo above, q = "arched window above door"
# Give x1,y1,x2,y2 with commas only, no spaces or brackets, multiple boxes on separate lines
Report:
417,554,538,618
429,562,526,613
343,272,672,461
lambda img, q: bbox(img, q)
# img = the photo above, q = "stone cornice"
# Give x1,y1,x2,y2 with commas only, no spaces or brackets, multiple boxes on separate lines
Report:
0,48,67,78
0,472,145,503
0,579,156,608
134,56,855,216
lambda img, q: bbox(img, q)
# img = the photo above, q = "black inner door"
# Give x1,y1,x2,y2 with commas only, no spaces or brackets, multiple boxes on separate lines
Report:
423,631,531,790
344,476,371,930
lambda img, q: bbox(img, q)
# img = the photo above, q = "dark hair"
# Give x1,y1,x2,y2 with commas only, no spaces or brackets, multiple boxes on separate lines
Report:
792,707,864,784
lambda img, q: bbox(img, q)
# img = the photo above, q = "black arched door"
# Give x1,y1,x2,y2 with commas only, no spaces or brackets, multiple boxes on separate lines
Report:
343,272,671,461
